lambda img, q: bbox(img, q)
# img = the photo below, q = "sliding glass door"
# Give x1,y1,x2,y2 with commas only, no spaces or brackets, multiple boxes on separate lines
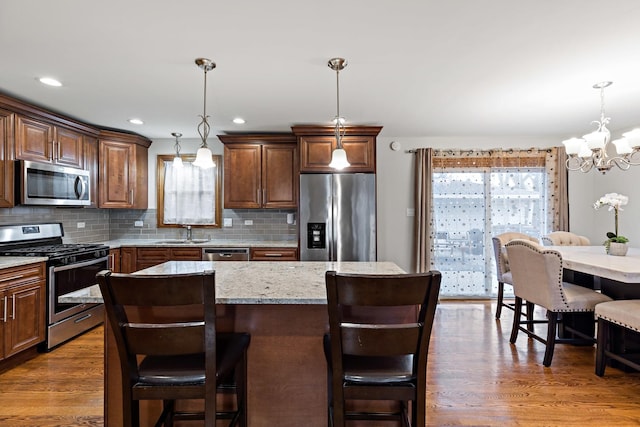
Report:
432,167,549,297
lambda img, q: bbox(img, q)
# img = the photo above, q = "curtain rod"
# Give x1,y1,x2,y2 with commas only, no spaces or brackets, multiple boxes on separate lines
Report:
404,148,553,155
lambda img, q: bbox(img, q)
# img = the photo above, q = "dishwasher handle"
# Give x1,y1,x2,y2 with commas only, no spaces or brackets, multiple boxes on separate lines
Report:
202,248,250,261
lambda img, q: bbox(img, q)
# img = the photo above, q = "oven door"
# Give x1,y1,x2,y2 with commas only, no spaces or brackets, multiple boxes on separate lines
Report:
48,256,108,324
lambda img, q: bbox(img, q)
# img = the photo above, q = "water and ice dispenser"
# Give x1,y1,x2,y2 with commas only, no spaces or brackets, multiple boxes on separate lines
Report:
307,223,326,249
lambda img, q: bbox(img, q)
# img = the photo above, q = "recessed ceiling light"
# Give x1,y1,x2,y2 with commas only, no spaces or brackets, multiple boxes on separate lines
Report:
128,118,144,125
38,77,62,87
232,117,246,124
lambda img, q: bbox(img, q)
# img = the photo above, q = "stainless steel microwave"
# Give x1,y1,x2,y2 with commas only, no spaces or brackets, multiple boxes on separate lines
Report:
19,160,91,206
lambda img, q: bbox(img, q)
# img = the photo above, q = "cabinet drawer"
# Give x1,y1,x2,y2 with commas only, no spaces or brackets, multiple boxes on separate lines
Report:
250,247,298,261
170,248,202,260
0,263,46,290
136,247,170,260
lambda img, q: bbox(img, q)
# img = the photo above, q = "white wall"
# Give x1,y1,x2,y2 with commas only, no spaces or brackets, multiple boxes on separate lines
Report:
376,136,640,273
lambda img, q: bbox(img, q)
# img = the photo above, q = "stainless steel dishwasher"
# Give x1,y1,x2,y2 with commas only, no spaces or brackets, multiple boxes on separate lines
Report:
202,247,250,261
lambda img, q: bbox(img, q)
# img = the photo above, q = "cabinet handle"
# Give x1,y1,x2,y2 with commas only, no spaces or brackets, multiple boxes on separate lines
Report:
263,253,283,257
130,189,134,205
2,296,6,323
0,274,23,283
10,295,15,320
263,189,266,205
108,253,115,270
257,189,261,205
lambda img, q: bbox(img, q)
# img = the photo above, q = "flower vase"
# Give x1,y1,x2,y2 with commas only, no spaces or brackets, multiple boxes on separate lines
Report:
608,242,628,256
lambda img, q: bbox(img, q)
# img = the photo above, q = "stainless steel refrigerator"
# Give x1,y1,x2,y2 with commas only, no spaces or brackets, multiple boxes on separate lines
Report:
299,173,376,261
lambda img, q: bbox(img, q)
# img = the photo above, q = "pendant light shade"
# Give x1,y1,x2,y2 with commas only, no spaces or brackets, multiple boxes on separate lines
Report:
328,57,350,170
171,132,183,167
328,147,350,170
192,58,216,169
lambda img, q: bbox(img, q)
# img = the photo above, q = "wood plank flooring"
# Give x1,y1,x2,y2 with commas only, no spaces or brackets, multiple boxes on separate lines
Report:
0,301,639,426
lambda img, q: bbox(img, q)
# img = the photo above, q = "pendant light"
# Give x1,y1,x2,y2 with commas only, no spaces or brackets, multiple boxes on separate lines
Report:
192,58,216,169
328,57,350,170
171,132,183,167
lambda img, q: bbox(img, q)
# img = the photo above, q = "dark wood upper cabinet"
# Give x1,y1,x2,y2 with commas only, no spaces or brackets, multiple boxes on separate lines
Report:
0,108,15,207
219,134,298,209
15,115,84,169
292,125,382,173
98,130,151,209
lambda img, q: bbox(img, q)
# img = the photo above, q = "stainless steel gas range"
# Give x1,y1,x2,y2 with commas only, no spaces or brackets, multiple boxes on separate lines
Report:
0,223,108,350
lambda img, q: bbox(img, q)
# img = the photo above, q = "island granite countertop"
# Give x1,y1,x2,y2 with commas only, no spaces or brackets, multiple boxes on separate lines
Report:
61,260,405,305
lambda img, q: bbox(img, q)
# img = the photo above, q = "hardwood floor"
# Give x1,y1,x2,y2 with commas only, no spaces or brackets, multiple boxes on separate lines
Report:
0,301,639,426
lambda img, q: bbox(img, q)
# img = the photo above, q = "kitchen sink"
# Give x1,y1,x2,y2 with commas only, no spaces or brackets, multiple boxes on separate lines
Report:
155,239,211,245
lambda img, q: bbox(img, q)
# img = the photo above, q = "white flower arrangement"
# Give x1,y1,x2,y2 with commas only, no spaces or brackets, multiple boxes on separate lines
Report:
593,192,629,246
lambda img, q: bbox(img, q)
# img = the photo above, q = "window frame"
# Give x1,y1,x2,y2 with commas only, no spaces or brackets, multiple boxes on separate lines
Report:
156,154,223,228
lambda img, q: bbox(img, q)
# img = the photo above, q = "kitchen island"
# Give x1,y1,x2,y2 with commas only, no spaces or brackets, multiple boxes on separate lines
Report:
86,261,406,426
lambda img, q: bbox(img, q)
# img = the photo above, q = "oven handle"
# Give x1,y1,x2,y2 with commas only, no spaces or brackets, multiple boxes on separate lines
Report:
51,256,109,273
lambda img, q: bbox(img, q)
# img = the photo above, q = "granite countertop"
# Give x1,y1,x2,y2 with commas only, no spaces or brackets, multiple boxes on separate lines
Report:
60,260,406,305
0,256,49,269
101,239,298,249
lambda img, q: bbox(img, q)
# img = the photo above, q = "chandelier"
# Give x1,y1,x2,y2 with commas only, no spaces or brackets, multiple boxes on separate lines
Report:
562,81,640,174
327,57,350,170
192,58,216,169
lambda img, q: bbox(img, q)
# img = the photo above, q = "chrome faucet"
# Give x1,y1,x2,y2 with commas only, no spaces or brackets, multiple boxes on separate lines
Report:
184,225,193,241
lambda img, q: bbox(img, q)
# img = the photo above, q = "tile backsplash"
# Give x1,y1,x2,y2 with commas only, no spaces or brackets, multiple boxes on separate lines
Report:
0,207,297,243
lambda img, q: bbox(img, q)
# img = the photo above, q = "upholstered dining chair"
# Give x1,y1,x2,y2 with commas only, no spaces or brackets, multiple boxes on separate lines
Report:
492,232,540,319
97,270,250,427
595,300,640,376
505,240,612,367
323,270,441,427
542,231,591,246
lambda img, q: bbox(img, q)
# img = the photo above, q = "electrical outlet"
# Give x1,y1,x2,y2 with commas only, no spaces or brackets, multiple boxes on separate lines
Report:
76,222,85,229
223,218,233,227
134,221,144,227
406,208,415,217
244,219,253,226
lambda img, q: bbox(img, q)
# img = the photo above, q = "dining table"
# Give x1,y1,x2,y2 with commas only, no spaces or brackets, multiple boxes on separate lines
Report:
548,245,640,367
548,245,640,298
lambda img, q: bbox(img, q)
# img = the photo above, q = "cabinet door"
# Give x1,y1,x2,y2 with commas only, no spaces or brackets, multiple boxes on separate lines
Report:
5,280,45,358
54,127,84,168
224,144,261,208
263,144,298,208
15,115,54,163
83,136,98,208
120,247,137,273
99,140,135,208
98,137,148,209
0,109,14,207
0,289,6,361
109,249,121,273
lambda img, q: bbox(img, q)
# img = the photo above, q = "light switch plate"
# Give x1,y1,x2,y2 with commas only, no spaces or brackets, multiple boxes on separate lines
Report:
406,208,415,217
223,218,232,227
77,222,85,229
244,219,253,226
134,221,144,227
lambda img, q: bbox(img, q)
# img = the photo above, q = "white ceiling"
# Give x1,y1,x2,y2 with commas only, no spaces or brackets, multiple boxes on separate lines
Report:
2,0,640,142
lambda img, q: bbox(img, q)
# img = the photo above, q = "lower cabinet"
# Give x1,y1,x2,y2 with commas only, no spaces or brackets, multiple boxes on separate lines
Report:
0,262,46,362
250,247,298,261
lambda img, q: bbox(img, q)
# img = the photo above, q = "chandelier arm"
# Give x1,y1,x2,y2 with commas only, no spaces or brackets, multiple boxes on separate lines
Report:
607,156,632,171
